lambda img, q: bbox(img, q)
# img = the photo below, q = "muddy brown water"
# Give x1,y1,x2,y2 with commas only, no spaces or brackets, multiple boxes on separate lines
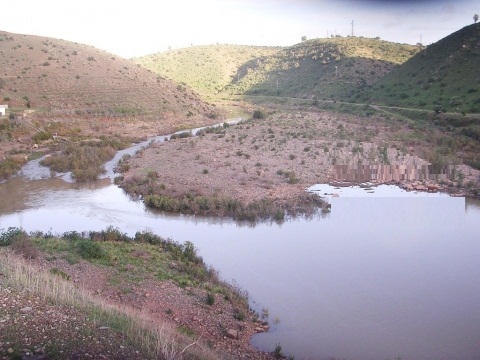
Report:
1,131,479,360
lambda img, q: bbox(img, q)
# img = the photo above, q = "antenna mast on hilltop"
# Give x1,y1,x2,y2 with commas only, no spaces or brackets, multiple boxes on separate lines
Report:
351,20,354,36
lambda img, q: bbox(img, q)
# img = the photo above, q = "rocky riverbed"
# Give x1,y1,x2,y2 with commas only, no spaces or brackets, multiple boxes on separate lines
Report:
116,105,480,218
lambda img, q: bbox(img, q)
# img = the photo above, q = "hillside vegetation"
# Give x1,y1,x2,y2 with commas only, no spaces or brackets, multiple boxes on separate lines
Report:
0,30,219,125
227,37,419,100
133,45,281,98
0,227,271,359
135,37,419,100
361,23,480,114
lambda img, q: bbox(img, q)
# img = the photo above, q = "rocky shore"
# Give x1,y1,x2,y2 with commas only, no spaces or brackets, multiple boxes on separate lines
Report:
116,107,480,220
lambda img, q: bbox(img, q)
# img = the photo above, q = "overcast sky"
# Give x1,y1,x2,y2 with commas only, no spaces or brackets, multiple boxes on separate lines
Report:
2,0,478,58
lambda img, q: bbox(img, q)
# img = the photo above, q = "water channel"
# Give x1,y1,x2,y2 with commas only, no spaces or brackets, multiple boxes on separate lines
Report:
1,124,479,360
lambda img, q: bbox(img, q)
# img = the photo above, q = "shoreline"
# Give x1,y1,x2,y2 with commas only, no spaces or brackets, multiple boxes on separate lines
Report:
0,229,277,359
115,107,479,221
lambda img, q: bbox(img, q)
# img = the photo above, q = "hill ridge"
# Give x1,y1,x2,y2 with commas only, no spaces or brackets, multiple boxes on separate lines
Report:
361,23,480,113
134,37,420,100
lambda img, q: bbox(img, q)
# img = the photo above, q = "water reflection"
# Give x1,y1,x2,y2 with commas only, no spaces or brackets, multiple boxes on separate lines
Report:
0,162,479,359
333,164,457,182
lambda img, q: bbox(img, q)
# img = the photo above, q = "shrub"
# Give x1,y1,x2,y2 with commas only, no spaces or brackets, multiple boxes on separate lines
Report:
286,171,299,184
233,309,245,321
252,110,265,119
77,240,106,260
13,238,39,259
32,131,52,142
50,268,71,280
0,156,27,180
62,231,83,242
274,343,284,359
0,227,26,246
206,293,215,306
170,131,192,140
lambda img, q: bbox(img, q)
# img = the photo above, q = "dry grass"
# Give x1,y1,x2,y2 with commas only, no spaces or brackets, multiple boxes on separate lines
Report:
0,248,220,360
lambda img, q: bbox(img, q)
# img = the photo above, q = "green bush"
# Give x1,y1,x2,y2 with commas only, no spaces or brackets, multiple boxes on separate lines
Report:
77,240,106,260
0,227,26,246
206,293,215,306
233,309,245,321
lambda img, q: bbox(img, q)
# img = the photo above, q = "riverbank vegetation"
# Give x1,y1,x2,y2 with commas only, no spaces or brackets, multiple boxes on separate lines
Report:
142,191,323,222
40,137,132,181
0,155,27,179
0,226,266,359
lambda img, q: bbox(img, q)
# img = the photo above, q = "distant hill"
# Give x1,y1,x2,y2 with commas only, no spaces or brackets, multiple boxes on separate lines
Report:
135,38,419,100
133,45,281,98
227,37,419,100
0,31,219,124
360,23,480,114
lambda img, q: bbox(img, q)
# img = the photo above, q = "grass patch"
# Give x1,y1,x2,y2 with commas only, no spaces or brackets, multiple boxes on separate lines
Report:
0,227,253,358
141,192,322,222
0,247,219,359
40,137,131,181
0,156,27,180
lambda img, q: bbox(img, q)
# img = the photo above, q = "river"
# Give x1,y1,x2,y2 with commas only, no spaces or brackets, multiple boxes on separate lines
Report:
1,132,480,360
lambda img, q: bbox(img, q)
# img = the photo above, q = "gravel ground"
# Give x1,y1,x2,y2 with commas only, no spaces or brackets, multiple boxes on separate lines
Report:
118,106,480,211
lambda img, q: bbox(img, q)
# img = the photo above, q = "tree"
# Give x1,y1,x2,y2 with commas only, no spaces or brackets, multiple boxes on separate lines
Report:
301,35,307,42
474,14,479,23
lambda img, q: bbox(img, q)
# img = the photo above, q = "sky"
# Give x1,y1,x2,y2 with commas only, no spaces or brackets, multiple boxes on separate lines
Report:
1,0,478,58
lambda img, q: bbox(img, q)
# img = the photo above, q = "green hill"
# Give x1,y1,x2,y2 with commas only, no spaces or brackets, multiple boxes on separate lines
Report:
360,23,480,114
133,44,281,98
135,38,419,100
227,37,419,99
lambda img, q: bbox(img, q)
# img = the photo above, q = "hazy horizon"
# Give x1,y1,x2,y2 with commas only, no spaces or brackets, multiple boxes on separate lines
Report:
2,0,478,58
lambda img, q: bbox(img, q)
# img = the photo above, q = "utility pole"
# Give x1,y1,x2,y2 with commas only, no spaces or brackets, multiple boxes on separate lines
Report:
351,20,354,36
335,65,338,78
276,79,279,91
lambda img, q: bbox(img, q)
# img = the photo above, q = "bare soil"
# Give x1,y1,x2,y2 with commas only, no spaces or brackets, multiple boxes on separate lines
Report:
118,105,480,214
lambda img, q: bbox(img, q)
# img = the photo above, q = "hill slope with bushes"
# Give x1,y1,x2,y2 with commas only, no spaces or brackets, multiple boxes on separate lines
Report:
135,38,419,100
360,23,480,114
133,44,281,98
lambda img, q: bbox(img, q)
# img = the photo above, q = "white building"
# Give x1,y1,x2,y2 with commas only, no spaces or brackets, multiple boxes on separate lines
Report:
0,105,7,116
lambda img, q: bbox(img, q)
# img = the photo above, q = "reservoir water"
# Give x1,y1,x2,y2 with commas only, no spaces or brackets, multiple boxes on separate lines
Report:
1,157,479,360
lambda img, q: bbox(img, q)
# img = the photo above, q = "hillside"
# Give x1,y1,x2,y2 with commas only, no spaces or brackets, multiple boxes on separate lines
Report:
133,44,281,98
228,37,419,100
0,228,275,359
0,30,220,126
0,30,223,179
135,38,419,100
360,23,480,114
